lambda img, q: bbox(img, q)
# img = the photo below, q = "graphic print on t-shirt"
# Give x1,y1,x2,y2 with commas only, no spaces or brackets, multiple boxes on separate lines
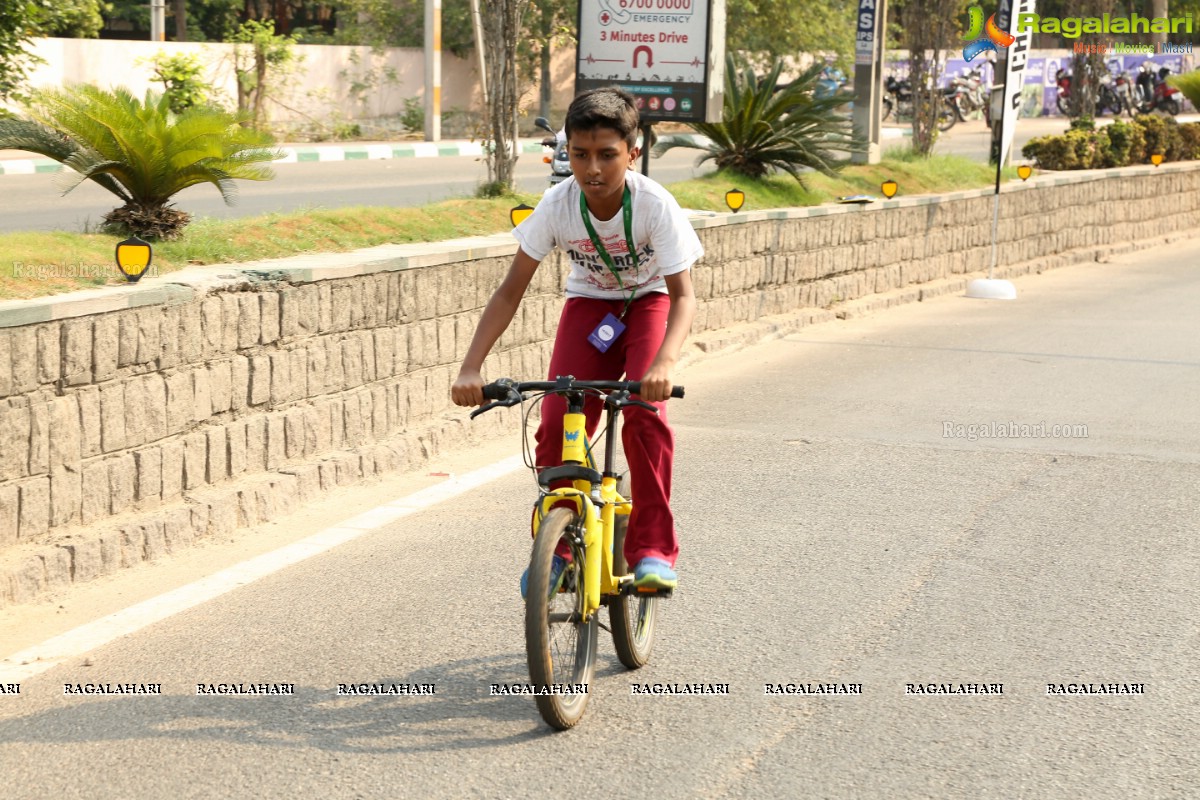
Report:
565,233,656,292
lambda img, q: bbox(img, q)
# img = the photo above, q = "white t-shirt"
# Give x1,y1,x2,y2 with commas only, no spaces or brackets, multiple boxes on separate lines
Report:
512,171,704,300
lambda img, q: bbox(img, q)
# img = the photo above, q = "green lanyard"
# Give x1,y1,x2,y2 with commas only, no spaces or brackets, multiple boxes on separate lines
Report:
580,185,639,319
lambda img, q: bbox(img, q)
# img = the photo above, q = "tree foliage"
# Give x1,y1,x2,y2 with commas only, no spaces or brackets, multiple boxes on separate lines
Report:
652,55,861,184
231,19,300,131
147,51,211,113
0,0,39,103
894,0,966,156
31,0,107,38
103,0,478,51
522,0,575,117
0,84,280,238
727,0,856,63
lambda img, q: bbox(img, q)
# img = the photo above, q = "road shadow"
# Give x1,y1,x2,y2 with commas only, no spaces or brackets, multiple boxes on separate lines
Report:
0,650,627,753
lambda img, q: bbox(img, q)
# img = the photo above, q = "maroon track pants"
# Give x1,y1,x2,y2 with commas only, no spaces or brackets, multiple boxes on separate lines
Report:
533,293,678,568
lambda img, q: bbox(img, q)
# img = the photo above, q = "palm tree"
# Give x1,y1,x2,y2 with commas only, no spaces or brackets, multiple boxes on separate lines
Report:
0,84,281,239
652,55,861,184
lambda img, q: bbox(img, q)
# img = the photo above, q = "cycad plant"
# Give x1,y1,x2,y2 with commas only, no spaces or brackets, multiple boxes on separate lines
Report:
653,55,861,183
0,84,281,239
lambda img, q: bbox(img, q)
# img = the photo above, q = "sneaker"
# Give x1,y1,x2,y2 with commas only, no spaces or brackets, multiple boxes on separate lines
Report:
633,557,678,590
520,555,569,601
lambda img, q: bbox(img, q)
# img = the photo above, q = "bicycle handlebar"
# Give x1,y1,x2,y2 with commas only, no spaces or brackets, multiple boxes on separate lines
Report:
482,377,685,401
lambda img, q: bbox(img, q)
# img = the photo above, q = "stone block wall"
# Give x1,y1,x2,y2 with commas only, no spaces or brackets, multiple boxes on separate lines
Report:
2,162,1198,605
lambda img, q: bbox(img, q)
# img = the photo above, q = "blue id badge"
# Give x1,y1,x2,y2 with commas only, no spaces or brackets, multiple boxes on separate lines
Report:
588,312,626,352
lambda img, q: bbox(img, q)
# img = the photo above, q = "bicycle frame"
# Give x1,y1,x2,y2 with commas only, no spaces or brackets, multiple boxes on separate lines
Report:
531,389,632,621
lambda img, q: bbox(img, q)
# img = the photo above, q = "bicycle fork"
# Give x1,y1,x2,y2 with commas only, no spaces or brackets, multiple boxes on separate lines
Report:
531,397,632,620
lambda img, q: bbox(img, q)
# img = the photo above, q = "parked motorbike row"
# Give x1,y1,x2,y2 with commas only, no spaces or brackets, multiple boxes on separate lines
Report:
536,63,1186,186
1055,62,1182,117
882,69,987,132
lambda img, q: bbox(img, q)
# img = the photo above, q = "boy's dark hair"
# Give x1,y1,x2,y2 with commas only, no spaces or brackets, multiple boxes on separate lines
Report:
565,87,640,149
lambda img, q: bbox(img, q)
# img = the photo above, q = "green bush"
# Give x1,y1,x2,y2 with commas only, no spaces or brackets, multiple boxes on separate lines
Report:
1133,115,1182,162
147,52,210,114
400,97,424,132
1022,134,1078,170
1105,119,1138,166
1018,115,1200,170
1064,129,1099,168
1092,127,1117,168
1177,122,1200,160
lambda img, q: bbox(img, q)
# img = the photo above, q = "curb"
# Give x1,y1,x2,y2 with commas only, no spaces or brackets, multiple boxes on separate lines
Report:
0,140,543,177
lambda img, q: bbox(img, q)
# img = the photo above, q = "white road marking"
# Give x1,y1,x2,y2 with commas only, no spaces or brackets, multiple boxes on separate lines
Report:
0,455,527,683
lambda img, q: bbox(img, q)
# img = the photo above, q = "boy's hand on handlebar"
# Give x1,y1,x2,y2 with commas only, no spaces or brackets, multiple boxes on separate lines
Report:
638,362,673,403
451,369,485,407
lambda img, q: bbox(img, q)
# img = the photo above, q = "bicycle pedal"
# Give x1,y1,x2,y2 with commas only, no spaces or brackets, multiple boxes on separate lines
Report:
622,584,674,598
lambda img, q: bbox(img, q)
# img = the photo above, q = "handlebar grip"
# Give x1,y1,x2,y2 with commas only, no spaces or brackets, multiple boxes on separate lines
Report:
627,383,685,399
481,382,511,401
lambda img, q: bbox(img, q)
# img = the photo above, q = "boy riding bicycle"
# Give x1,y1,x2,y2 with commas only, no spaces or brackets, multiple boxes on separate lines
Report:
450,86,703,594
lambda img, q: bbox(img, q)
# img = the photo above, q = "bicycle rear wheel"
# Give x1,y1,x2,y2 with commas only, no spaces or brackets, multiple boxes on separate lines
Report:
525,506,597,730
609,476,659,669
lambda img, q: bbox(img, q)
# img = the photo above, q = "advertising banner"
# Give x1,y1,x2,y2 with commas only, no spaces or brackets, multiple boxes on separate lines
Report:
576,0,724,123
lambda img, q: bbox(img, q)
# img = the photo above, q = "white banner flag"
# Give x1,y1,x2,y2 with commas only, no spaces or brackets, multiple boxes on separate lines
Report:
998,0,1037,167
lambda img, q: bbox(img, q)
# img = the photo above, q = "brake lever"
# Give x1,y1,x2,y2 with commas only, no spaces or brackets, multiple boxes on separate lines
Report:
469,402,500,420
605,390,661,415
469,398,519,420
627,399,660,414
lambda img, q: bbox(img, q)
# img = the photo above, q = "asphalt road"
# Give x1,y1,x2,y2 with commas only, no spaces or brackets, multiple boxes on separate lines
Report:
1,237,1197,798
0,147,716,234
0,119,1069,235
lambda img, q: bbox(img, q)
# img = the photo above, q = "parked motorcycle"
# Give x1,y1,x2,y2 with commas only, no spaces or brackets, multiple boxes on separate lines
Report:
882,75,912,121
1136,65,1181,115
1135,61,1156,108
947,67,991,125
1096,71,1126,116
883,75,956,131
1055,65,1124,117
534,116,571,187
1112,69,1138,117
815,63,849,100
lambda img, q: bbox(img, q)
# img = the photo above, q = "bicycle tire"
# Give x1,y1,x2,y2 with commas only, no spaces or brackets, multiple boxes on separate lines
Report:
525,506,598,730
608,475,658,669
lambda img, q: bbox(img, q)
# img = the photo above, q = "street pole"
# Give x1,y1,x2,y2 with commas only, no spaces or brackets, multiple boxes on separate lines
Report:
851,0,887,164
424,0,442,141
150,0,166,41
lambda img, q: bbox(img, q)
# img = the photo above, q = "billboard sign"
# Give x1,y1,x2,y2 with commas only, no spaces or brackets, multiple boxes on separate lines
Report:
576,0,725,123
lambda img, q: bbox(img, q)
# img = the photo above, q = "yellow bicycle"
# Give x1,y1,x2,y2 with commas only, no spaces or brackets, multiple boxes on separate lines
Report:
470,375,685,729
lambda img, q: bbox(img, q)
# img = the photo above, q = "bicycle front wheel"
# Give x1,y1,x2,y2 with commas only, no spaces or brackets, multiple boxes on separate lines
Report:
609,476,659,669
525,506,597,730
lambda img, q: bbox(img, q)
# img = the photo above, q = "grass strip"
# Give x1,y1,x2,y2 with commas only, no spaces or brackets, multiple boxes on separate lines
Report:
0,151,1018,301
